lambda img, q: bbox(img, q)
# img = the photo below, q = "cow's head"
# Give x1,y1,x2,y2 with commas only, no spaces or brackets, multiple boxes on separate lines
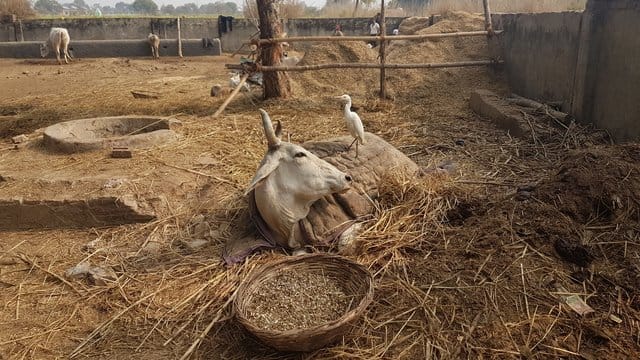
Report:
247,109,352,249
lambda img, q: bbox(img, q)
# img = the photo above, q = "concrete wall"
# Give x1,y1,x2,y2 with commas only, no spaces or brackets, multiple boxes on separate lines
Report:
0,39,221,58
1,17,405,53
493,12,582,113
494,0,640,142
571,0,640,141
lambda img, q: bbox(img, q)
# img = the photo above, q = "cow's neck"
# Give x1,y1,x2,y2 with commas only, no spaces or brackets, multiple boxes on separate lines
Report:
254,180,313,249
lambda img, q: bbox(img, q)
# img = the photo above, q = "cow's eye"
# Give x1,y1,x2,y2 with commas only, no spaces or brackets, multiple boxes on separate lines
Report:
294,152,307,158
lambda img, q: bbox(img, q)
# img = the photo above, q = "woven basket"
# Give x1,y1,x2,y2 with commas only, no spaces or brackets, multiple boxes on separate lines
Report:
234,253,374,352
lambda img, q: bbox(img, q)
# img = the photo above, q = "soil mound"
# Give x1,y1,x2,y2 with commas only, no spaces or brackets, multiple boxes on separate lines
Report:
290,41,379,97
538,145,640,223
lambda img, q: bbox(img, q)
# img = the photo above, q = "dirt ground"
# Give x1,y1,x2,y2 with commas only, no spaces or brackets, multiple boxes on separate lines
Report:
1,12,640,360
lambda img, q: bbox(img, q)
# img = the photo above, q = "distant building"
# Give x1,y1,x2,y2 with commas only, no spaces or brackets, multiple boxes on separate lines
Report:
62,4,90,16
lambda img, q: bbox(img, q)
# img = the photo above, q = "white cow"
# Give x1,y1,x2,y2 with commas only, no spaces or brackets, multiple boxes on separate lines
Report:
147,33,160,59
40,27,72,65
246,109,353,252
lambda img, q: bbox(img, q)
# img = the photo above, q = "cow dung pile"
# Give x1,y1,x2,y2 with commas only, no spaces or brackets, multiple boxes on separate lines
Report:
244,270,352,331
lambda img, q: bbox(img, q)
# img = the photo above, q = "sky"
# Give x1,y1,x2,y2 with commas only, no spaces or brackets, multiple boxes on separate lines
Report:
89,0,330,9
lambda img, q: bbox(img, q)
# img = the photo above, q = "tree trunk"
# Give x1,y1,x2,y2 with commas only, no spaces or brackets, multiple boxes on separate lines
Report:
256,0,291,99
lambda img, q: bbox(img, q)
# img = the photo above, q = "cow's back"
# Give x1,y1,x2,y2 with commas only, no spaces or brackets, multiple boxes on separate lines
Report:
49,28,70,48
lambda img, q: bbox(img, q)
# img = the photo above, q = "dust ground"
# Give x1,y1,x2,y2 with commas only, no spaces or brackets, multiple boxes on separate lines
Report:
1,12,640,360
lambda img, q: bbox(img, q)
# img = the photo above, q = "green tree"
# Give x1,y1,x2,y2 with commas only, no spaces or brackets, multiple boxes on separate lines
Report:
175,2,198,14
114,1,132,13
199,1,239,15
131,0,157,14
34,0,63,14
72,0,90,10
160,4,175,14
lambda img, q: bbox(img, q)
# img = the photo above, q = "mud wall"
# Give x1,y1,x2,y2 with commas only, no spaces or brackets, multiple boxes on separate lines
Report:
571,0,640,142
492,12,582,113
494,0,640,142
0,39,221,58
0,17,405,53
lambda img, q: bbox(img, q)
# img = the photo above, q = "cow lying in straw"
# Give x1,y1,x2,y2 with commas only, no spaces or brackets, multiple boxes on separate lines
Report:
224,109,428,264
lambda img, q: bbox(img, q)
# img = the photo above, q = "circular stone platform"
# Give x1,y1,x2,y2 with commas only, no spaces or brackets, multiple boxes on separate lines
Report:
43,115,180,153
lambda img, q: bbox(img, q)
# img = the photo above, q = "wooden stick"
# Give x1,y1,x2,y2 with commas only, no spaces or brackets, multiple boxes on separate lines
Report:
379,0,386,99
249,30,502,45
230,30,260,58
15,253,83,295
177,17,183,58
212,73,249,118
226,60,503,72
482,0,494,34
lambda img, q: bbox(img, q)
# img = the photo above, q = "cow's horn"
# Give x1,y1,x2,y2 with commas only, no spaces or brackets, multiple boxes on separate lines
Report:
259,109,281,148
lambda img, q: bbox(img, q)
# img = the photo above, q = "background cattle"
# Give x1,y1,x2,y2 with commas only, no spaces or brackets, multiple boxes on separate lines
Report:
40,27,72,65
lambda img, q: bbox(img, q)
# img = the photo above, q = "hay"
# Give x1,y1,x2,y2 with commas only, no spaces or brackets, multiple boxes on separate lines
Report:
1,10,640,360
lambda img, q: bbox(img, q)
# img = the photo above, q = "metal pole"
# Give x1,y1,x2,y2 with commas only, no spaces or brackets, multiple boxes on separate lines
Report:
482,0,494,35
177,17,183,57
379,0,386,99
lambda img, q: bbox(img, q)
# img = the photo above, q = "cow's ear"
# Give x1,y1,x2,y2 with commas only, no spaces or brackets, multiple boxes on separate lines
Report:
274,120,282,139
245,152,281,196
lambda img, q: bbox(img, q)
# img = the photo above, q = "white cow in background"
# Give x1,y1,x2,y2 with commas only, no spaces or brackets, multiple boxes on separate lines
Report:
40,27,72,65
147,33,160,59
246,109,353,252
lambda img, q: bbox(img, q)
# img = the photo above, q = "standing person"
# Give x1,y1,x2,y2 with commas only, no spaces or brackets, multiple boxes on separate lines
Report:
333,24,344,36
369,20,380,48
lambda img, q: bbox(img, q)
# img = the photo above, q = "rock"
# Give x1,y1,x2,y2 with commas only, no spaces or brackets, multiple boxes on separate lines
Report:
193,221,211,239
470,89,526,137
515,190,532,201
81,237,102,252
142,241,162,254
66,261,117,286
11,134,28,144
210,84,223,97
184,239,209,251
103,178,124,189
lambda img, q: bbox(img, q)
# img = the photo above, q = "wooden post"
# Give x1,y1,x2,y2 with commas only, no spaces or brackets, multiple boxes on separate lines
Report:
379,0,386,99
177,17,183,57
256,0,291,99
482,0,493,34
225,60,503,72
17,20,24,42
249,31,502,45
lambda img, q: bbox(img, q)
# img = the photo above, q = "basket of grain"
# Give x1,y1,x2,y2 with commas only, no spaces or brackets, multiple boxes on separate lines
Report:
234,253,374,352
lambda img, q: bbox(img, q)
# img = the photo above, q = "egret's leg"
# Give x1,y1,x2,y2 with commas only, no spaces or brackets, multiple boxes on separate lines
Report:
346,137,358,151
355,141,359,158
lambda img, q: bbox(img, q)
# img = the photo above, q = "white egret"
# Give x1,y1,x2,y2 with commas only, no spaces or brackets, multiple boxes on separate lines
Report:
336,94,365,158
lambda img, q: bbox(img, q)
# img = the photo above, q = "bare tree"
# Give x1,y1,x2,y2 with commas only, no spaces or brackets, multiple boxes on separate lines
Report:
256,0,291,99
